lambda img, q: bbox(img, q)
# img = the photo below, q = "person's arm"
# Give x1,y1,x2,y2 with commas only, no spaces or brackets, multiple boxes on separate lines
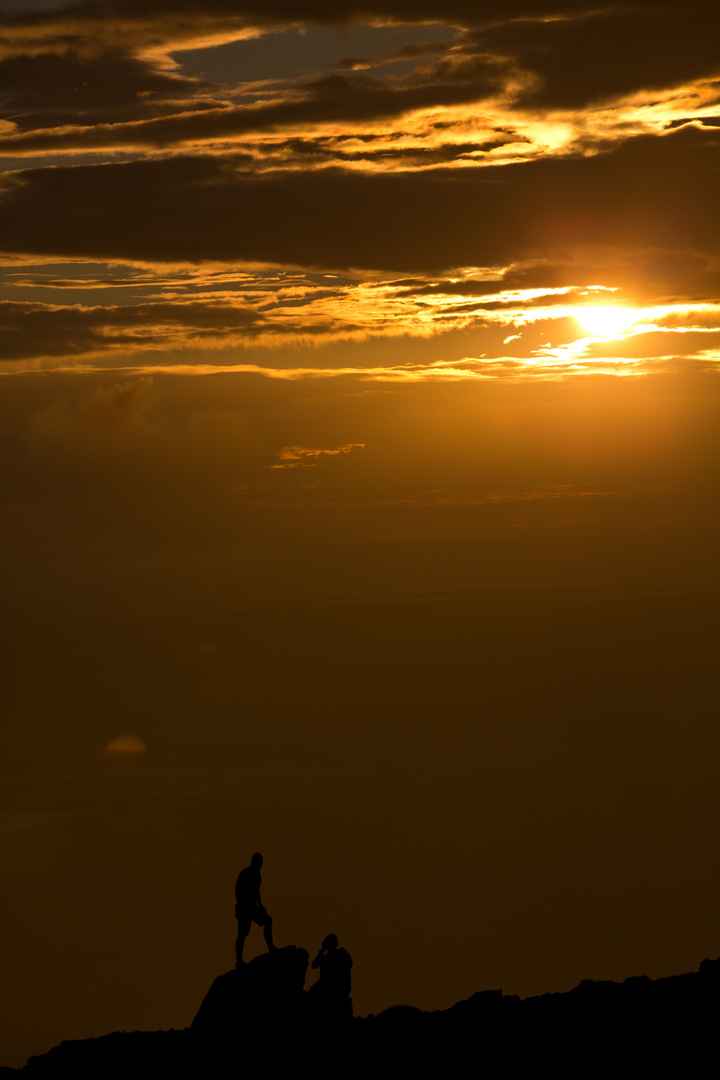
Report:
311,950,323,970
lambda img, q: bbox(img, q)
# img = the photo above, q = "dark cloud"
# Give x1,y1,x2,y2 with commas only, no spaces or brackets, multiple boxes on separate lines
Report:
5,2,714,87
0,62,508,154
390,252,720,306
2,3,718,160
0,124,718,273
468,8,720,108
20,374,272,501
0,297,372,360
0,0,650,46
0,49,222,132
253,133,521,168
343,8,720,109
337,39,454,71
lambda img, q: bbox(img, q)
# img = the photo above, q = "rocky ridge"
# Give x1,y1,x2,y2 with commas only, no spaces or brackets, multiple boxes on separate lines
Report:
11,954,720,1077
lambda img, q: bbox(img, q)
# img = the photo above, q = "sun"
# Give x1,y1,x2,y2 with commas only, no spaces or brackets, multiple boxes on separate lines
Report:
106,735,148,755
575,305,637,337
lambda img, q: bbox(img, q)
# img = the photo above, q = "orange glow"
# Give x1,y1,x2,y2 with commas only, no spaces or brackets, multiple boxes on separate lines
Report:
106,735,148,754
575,306,637,337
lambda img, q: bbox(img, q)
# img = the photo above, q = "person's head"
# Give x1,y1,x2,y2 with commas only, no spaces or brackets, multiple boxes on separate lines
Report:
322,934,338,951
251,852,263,869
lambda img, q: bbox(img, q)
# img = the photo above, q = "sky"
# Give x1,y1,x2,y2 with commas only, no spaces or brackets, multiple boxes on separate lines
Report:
2,0,720,1067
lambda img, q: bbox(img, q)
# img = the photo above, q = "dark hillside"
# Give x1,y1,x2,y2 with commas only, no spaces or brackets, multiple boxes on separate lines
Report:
13,954,720,1078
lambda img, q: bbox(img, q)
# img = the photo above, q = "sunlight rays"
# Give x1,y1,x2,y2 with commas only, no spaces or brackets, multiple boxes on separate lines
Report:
574,305,638,337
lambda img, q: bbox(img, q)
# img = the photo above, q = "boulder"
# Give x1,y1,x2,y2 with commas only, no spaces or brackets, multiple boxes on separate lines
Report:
191,946,309,1038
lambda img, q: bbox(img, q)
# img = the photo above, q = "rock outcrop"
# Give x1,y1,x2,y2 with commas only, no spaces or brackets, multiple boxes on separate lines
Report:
192,945,310,1037
14,956,720,1078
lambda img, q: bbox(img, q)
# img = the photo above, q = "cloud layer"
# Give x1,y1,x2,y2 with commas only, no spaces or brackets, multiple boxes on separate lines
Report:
1,0,719,377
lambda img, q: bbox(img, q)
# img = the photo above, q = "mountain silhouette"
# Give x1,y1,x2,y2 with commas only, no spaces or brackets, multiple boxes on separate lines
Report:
10,955,720,1077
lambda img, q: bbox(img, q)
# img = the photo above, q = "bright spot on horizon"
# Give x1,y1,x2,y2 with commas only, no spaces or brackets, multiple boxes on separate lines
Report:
575,306,637,337
105,735,148,755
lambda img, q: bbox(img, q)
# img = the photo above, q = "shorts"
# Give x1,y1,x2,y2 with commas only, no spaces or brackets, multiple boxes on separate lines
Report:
235,904,269,938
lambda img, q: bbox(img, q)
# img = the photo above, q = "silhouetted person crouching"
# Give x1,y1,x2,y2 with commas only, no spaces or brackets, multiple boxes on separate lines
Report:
308,934,353,1019
235,852,275,967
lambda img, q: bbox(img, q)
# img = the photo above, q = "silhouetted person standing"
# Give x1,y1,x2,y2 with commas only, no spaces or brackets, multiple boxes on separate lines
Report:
309,934,353,1016
235,852,275,967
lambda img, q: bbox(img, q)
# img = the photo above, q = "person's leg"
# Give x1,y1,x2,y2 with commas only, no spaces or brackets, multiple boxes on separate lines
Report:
235,915,250,967
262,912,275,951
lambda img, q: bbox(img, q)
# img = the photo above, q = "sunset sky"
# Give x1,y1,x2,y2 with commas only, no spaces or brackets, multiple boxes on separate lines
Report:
3,0,720,1068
